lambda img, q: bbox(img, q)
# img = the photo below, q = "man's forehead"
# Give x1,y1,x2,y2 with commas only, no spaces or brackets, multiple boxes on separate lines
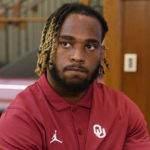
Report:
58,14,102,42
60,13,102,30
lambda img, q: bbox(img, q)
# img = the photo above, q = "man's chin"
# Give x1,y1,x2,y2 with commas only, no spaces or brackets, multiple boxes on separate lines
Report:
64,81,87,88
55,75,91,93
59,80,89,93
64,76,87,84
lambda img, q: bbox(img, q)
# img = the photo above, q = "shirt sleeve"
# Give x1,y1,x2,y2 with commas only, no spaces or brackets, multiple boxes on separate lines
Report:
123,98,150,150
0,108,43,150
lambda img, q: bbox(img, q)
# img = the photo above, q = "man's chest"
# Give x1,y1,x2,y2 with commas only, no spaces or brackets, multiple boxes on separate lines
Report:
40,105,127,150
43,106,90,150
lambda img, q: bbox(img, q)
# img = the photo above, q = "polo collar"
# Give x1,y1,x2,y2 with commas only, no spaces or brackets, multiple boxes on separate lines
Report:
38,73,93,111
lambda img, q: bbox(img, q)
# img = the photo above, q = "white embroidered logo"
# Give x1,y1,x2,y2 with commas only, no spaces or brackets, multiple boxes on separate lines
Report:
50,130,63,144
93,124,106,138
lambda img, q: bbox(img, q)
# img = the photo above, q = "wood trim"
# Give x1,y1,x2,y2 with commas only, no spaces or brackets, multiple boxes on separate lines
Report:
13,3,20,16
1,0,25,11
21,0,44,14
0,0,42,15
80,0,90,5
0,17,47,23
122,0,149,1
103,0,122,90
19,22,26,30
0,15,5,29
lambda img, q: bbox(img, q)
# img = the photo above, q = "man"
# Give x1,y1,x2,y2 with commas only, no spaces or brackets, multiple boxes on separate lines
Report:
0,3,150,150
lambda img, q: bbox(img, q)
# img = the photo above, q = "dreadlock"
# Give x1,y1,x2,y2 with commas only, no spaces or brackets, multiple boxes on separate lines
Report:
35,3,108,77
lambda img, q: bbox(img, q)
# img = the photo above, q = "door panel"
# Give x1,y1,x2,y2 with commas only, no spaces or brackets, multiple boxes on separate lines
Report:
122,0,150,133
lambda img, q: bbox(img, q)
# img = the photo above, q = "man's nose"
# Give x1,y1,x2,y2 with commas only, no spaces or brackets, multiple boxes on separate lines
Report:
70,47,85,63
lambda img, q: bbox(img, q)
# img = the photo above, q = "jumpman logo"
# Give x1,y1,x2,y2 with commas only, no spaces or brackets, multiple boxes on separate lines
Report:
50,130,63,144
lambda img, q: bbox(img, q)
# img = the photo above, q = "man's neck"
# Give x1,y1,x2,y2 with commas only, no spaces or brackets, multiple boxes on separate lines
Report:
46,70,87,104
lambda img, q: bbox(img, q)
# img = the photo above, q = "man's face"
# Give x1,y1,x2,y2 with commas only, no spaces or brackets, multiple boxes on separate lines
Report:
50,14,103,92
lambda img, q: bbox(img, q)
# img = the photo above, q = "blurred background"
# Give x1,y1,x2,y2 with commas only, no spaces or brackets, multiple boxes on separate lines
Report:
0,0,150,134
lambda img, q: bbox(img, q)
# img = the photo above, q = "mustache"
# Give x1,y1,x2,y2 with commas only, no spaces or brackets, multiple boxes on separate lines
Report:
63,64,89,73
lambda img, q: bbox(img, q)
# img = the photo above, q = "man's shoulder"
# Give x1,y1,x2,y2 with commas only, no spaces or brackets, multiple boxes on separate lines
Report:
93,82,141,115
6,81,44,114
0,81,44,149
93,82,147,129
17,80,41,99
92,83,150,149
93,82,126,100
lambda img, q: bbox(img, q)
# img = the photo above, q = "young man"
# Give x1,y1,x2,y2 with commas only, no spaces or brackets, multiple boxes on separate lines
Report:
0,3,150,150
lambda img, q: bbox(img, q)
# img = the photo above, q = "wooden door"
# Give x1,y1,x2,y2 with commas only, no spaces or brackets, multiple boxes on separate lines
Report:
122,0,150,133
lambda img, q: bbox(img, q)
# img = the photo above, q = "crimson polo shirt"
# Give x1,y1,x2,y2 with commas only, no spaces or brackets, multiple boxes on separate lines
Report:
0,73,150,150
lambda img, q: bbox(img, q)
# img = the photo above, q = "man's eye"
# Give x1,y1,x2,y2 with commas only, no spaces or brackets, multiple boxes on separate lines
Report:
86,44,97,51
60,42,71,48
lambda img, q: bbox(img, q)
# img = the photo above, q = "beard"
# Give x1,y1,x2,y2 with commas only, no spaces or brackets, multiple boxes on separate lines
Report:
49,64,100,93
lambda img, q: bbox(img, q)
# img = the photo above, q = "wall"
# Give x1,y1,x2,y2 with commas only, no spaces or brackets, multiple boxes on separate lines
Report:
0,0,80,66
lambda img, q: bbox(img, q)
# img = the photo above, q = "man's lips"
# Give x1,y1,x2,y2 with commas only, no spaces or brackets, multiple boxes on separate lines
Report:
66,67,85,72
63,65,88,73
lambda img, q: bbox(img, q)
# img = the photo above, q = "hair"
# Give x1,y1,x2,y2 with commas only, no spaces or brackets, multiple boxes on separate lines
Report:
35,3,108,77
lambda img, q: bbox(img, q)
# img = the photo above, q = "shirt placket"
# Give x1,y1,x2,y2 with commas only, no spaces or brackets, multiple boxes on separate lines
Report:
70,105,88,150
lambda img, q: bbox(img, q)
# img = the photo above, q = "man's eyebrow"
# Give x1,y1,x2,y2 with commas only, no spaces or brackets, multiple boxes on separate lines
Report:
85,39,100,44
58,35,75,40
58,35,100,44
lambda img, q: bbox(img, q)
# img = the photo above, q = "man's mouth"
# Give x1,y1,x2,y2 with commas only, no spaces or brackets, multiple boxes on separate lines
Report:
63,65,88,73
66,67,86,72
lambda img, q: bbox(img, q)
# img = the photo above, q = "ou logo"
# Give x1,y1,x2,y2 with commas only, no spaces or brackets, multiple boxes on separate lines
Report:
93,124,106,138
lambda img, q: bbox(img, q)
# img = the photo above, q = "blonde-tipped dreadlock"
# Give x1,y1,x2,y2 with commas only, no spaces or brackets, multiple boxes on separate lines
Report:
35,17,57,77
98,45,109,77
